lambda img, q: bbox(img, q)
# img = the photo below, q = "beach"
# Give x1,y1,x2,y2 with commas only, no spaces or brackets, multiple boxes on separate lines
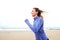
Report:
0,30,60,40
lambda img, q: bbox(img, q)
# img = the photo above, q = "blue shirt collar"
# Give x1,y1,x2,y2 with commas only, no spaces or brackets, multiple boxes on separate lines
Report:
34,16,39,20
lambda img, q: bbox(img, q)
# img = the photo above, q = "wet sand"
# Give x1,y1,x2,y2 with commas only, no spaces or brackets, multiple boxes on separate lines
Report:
0,30,60,40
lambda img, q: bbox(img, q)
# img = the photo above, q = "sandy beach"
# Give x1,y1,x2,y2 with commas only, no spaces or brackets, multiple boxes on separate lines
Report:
0,30,60,40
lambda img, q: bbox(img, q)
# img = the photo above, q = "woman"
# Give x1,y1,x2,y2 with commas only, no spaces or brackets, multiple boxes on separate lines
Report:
25,7,48,40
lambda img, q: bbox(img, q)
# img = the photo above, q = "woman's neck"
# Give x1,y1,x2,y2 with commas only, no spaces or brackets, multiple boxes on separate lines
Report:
34,15,37,18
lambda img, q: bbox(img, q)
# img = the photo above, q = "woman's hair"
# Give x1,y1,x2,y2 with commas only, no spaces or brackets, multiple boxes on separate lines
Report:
33,7,44,18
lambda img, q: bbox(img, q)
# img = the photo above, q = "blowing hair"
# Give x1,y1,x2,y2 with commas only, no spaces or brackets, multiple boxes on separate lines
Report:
33,8,44,18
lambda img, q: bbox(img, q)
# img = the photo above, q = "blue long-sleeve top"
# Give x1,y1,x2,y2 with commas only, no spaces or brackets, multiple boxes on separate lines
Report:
25,16,47,40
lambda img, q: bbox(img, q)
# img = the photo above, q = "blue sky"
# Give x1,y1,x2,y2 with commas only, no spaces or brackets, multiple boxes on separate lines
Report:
0,0,60,29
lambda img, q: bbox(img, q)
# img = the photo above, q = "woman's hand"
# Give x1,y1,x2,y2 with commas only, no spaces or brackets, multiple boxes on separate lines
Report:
25,19,29,23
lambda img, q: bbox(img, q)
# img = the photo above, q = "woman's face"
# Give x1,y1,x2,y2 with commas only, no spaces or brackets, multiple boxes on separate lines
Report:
31,9,38,17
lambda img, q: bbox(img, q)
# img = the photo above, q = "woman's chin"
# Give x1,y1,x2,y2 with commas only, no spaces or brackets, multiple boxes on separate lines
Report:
32,16,34,17
32,15,35,17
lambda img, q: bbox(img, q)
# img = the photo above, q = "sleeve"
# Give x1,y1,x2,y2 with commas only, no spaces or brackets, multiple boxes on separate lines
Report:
25,19,43,32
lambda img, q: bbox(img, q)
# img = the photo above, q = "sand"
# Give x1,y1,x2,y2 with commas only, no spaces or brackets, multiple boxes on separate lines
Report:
0,30,60,40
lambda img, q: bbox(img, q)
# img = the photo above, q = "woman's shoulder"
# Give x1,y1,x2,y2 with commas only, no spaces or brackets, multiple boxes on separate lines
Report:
38,16,43,20
36,17,43,22
35,17,43,23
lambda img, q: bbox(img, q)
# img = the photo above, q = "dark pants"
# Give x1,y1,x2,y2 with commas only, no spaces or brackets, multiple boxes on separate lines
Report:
47,38,49,40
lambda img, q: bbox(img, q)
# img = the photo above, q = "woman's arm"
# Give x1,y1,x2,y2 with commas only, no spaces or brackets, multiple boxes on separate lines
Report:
25,19,35,32
25,18,43,32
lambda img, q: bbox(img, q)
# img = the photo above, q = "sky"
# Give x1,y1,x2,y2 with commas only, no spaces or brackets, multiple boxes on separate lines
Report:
0,0,60,29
